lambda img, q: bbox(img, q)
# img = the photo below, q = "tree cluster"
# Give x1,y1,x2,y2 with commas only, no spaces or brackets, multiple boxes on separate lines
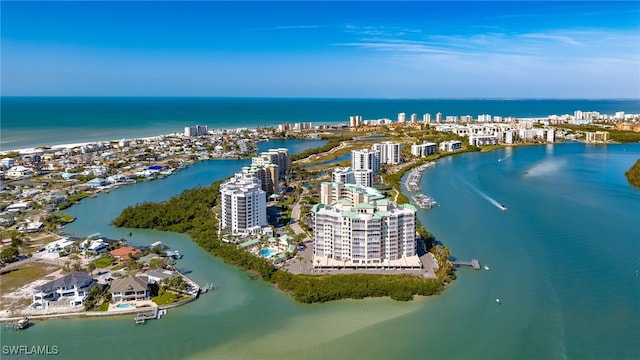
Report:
272,272,444,303
625,158,640,188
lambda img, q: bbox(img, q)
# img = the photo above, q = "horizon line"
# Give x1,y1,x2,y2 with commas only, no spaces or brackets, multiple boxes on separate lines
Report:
2,96,639,101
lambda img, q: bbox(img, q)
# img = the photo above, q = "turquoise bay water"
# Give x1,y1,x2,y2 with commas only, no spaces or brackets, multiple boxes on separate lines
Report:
2,97,640,151
2,139,639,358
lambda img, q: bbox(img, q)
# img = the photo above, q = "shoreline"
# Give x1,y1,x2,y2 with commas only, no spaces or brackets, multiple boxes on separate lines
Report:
0,134,181,155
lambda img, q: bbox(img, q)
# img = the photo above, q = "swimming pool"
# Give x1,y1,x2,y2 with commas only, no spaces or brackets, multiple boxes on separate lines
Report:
260,248,277,258
116,303,133,309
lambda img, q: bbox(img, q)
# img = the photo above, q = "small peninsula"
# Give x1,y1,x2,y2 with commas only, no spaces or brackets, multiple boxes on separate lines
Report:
113,135,457,303
625,158,640,188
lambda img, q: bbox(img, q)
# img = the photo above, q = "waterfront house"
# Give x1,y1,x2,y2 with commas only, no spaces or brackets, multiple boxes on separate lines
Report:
32,272,95,309
86,178,109,187
136,253,161,267
110,246,139,260
110,276,150,302
144,269,176,284
80,239,109,255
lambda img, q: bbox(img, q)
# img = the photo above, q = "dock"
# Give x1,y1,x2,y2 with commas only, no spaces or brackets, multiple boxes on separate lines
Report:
412,194,438,209
134,307,166,324
451,259,480,270
405,162,436,192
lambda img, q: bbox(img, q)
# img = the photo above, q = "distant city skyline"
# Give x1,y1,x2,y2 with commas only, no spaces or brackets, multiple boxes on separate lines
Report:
2,1,639,98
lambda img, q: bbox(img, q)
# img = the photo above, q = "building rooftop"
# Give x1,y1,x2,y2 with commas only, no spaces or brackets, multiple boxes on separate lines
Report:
34,272,93,292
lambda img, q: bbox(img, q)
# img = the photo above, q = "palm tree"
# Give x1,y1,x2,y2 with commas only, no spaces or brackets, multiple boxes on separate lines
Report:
87,262,96,276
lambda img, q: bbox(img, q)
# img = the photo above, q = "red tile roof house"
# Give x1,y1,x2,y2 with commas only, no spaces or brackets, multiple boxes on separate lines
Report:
109,246,140,260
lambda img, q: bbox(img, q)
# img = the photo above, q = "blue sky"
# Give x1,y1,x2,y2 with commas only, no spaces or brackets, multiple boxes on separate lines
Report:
2,1,639,98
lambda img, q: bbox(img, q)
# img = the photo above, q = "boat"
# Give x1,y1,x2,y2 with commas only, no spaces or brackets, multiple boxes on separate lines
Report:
166,250,183,259
496,298,501,305
483,265,490,271
499,204,507,211
14,317,29,330
412,194,438,209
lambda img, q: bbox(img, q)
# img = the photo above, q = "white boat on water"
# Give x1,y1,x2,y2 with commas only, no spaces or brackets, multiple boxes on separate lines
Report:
483,265,490,271
14,317,29,330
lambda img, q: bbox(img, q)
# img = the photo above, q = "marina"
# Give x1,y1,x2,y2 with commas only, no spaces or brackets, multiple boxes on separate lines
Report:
405,162,436,192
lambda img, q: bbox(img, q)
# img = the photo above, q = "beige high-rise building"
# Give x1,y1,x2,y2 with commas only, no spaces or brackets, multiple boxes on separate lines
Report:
312,182,420,268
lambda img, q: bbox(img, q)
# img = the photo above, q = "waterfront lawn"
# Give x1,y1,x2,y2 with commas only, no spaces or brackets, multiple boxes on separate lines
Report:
0,263,60,293
93,255,115,268
153,290,191,305
94,302,109,312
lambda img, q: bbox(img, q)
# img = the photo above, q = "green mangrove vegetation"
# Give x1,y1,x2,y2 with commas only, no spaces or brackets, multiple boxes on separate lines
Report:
625,158,640,188
113,179,451,303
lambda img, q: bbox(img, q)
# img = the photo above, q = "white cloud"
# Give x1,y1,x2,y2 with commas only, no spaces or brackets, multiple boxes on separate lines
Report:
273,25,322,30
521,33,583,46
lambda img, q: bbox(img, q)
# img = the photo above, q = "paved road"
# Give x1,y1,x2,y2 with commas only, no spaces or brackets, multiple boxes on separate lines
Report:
289,188,310,239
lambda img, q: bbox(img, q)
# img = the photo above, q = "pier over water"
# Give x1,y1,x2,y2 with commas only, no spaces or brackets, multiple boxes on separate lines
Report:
451,259,481,270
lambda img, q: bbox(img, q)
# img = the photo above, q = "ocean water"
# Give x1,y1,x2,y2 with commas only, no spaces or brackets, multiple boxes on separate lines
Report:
2,97,640,151
2,140,639,360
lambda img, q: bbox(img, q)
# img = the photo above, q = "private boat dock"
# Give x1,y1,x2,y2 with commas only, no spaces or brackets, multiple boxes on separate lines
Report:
412,194,438,209
451,259,481,270
134,307,166,324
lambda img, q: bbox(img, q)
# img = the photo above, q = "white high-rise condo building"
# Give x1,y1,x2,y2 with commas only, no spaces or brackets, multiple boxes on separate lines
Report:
397,112,406,123
410,113,418,123
349,115,363,127
373,142,402,165
477,114,492,122
352,169,374,187
351,148,380,174
220,175,267,235
312,182,420,269
184,125,209,137
422,113,431,123
332,167,355,184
